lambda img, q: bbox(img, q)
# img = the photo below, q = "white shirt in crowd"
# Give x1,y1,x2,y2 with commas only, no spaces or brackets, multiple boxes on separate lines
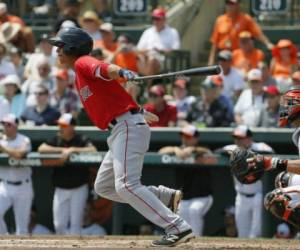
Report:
137,25,180,51
0,59,16,80
234,89,266,126
0,133,32,182
0,97,10,120
224,142,274,194
221,67,245,99
24,53,56,80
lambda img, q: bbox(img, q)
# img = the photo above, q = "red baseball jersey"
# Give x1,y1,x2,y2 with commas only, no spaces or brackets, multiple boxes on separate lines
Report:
144,102,177,127
74,56,138,130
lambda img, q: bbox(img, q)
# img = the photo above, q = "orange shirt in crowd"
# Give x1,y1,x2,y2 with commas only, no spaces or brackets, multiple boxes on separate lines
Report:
271,59,298,79
232,48,265,73
114,51,139,72
210,13,262,50
0,15,25,27
93,39,119,53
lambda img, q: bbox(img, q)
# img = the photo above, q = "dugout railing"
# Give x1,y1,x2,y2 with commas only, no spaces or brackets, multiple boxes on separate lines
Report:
0,126,298,237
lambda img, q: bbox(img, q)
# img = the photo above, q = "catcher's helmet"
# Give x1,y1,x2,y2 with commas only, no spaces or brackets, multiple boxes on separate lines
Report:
279,86,300,127
48,27,93,56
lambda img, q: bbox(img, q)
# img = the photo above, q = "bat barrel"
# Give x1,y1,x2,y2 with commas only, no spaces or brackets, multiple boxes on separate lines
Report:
133,65,222,81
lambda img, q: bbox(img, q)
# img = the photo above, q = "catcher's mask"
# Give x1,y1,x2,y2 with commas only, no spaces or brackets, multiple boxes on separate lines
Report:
279,86,300,127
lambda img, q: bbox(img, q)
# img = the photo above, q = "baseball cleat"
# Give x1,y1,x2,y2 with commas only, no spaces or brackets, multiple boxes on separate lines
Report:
151,229,194,247
168,190,182,213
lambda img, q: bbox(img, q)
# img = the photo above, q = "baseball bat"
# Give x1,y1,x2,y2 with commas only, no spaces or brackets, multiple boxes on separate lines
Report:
133,65,222,81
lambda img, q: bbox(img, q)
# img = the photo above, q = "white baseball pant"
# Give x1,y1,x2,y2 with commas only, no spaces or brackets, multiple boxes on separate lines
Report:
94,112,191,234
0,180,33,235
53,184,88,235
235,192,262,238
179,196,213,236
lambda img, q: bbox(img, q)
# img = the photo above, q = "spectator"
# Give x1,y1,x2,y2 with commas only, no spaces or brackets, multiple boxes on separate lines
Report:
234,69,267,126
114,34,139,72
218,50,245,102
208,0,273,65
159,125,214,236
168,78,196,125
79,10,102,42
38,113,97,234
50,69,80,117
257,61,277,87
187,76,233,127
90,48,105,61
258,85,280,127
222,125,274,238
24,33,55,80
0,74,26,118
144,85,177,127
0,22,35,53
0,43,16,80
0,113,33,235
270,39,298,80
54,0,81,33
21,85,60,126
292,71,300,86
30,0,55,15
0,3,25,26
94,23,119,62
22,56,54,106
0,96,9,120
232,31,265,75
137,8,180,76
8,47,25,81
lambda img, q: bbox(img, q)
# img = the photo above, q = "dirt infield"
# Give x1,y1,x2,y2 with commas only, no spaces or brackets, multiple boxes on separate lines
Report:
0,236,300,250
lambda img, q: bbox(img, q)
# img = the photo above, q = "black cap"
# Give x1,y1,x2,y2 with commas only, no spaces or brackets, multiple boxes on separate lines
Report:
65,0,81,6
217,50,232,61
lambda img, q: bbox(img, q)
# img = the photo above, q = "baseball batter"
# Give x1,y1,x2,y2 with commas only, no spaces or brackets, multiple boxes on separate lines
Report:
47,27,193,247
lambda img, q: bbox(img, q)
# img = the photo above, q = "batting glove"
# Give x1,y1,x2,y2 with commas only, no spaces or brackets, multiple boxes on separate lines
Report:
119,69,137,81
246,156,288,172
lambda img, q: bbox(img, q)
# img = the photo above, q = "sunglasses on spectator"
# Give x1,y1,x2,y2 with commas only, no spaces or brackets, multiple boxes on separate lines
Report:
1,122,13,127
34,92,48,96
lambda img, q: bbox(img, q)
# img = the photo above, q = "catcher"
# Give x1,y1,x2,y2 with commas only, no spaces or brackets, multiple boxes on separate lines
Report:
230,86,300,229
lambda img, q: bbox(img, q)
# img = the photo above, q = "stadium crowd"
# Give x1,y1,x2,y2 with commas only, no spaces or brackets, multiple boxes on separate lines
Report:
0,0,299,239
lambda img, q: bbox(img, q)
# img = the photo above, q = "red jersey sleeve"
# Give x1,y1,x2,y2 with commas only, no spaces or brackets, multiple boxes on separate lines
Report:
74,56,111,81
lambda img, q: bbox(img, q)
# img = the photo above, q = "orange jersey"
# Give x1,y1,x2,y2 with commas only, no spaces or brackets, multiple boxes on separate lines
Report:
271,58,298,79
114,51,139,72
93,39,119,53
232,48,265,73
0,15,25,27
210,13,262,50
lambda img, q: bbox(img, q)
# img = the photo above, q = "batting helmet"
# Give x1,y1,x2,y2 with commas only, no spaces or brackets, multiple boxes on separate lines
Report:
275,171,292,188
279,86,300,127
48,27,93,56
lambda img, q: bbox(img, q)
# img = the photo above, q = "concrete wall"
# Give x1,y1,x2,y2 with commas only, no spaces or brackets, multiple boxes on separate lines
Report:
167,0,225,66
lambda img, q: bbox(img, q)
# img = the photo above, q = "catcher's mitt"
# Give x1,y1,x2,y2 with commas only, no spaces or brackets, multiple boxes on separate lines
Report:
264,188,300,229
229,147,264,184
